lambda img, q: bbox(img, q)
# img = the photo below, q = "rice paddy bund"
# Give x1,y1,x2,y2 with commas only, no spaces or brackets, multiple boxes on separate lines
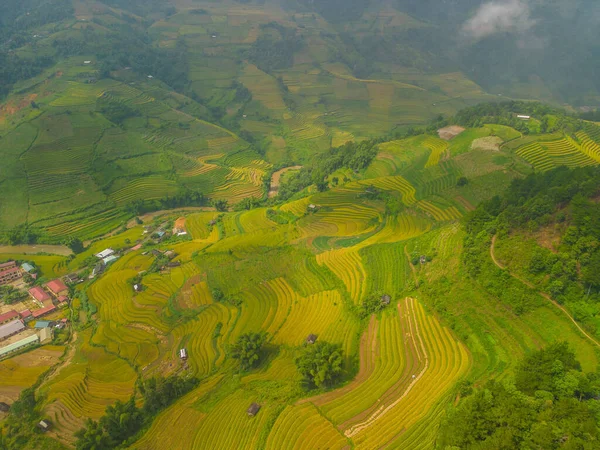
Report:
2,118,593,450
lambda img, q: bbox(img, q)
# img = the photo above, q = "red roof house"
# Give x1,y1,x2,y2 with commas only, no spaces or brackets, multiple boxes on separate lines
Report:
0,261,16,270
31,304,56,319
29,286,51,303
0,310,19,325
46,279,69,297
19,309,32,319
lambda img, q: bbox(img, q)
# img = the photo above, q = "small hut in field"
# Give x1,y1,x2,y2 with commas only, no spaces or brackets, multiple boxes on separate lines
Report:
247,403,261,417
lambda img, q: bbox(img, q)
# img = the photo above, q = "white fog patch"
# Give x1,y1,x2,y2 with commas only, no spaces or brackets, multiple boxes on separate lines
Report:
462,0,535,41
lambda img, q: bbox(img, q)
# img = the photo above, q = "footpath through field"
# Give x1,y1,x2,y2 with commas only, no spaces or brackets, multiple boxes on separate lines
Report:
490,235,600,349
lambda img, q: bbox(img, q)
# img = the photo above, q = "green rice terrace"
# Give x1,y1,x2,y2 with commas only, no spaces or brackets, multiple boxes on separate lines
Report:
2,1,600,450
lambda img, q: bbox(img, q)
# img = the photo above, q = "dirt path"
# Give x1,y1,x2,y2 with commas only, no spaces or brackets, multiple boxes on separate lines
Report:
490,235,600,349
0,244,72,256
268,166,302,198
43,331,78,385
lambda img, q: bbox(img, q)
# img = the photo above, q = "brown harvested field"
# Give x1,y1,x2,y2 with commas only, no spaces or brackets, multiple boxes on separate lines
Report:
437,125,465,141
268,165,302,198
0,345,64,403
471,136,503,151
174,216,187,233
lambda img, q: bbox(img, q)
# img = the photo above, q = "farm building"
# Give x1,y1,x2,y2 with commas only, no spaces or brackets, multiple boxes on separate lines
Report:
180,348,188,360
39,327,52,344
0,261,16,270
247,403,261,417
95,249,114,259
103,255,118,265
381,294,391,305
0,320,25,341
0,266,22,286
134,284,142,292
31,304,56,319
34,321,52,329
21,263,35,273
151,250,163,257
0,402,9,412
517,114,531,120
0,334,39,358
46,279,68,298
57,296,69,307
0,310,19,325
29,286,51,304
420,255,427,265
306,334,318,344
167,262,181,268
37,420,52,432
64,273,81,284
131,244,142,251
165,250,178,259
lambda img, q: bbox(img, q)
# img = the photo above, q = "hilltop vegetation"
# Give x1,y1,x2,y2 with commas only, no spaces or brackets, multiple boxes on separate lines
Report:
3,1,600,449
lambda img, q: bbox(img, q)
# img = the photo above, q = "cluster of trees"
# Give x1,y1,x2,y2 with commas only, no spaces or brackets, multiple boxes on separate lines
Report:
0,285,29,304
453,101,587,136
247,23,304,73
438,343,600,449
97,97,140,125
466,166,600,306
123,191,207,216
231,332,268,371
278,140,378,200
295,341,344,388
75,375,199,450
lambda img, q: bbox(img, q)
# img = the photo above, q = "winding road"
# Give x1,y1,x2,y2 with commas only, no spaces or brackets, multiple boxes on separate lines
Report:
490,235,600,349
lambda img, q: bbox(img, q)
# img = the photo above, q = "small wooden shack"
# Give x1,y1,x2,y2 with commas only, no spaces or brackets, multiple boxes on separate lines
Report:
180,348,188,360
306,334,318,345
0,402,10,412
37,419,52,432
247,403,261,417
420,255,427,265
381,294,391,305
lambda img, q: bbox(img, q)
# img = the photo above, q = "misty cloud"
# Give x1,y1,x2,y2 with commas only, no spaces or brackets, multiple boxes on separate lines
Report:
462,0,535,41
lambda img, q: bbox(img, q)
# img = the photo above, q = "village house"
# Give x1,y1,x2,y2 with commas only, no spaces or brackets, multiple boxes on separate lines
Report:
95,249,114,259
57,296,69,308
0,334,39,358
381,294,392,306
46,279,69,298
31,304,57,320
28,286,51,305
247,403,261,417
0,320,26,342
64,273,81,284
21,263,35,274
39,327,52,344
306,334,318,345
34,321,52,329
0,261,22,286
37,420,52,432
19,309,32,322
0,310,19,326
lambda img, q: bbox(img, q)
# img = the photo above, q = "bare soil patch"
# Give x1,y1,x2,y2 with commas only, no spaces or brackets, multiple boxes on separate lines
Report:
269,166,302,198
454,195,475,211
471,136,503,151
437,125,465,141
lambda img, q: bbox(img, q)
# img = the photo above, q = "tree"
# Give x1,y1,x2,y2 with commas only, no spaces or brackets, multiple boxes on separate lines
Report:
231,332,267,371
64,237,85,254
457,176,469,187
212,199,229,212
295,341,344,388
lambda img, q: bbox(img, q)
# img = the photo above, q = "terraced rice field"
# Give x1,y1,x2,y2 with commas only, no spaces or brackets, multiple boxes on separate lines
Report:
422,136,449,168
308,298,470,449
515,137,597,171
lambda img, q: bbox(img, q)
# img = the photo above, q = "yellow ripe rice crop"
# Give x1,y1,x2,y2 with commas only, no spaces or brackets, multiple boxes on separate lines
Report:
422,136,449,168
316,249,367,304
265,403,348,450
